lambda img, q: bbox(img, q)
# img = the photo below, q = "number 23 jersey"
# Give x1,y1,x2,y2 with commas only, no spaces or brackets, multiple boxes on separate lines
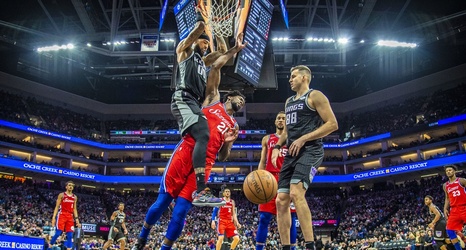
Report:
445,178,466,207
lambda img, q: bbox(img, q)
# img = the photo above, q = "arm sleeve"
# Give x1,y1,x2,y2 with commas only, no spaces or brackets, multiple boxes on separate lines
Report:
211,207,219,221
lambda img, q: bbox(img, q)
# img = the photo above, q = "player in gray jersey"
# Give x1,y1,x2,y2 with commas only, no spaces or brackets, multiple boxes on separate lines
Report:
271,65,338,250
425,195,452,250
103,202,127,250
172,5,229,206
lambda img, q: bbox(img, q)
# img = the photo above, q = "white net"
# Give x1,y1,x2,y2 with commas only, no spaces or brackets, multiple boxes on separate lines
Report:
207,0,239,37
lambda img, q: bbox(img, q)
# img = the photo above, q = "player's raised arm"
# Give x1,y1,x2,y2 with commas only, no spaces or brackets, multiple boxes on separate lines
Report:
203,33,247,106
203,36,228,66
176,7,206,61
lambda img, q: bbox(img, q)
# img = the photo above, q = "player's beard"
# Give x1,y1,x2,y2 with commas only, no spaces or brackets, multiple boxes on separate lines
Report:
231,101,241,112
277,126,284,131
193,44,203,56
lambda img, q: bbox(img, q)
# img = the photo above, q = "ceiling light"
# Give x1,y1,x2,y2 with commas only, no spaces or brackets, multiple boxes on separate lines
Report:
377,40,417,48
338,38,348,44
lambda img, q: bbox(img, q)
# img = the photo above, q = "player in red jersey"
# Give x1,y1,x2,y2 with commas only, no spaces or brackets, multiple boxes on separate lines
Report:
50,181,80,250
443,165,466,250
255,111,298,250
211,188,241,250
132,34,247,250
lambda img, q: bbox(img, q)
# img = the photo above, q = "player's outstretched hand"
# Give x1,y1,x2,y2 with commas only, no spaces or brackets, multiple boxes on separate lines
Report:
235,33,247,51
224,127,238,142
211,221,216,229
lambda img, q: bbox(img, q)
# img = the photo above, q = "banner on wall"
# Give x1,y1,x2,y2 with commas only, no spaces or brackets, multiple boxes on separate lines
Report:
140,34,159,51
1,154,465,184
0,233,45,250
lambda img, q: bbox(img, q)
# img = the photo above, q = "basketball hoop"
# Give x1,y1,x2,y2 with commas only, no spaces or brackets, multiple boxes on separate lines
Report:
201,0,240,37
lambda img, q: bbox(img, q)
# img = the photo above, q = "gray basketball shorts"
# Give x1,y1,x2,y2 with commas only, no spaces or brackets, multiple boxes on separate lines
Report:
171,90,206,136
433,219,447,241
278,144,324,193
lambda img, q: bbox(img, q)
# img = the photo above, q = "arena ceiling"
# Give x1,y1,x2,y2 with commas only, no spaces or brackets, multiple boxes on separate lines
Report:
0,0,466,104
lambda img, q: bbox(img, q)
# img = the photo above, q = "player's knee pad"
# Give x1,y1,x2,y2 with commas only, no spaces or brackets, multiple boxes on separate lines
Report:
447,230,458,240
256,212,273,242
64,232,73,248
290,212,297,244
165,197,192,241
146,193,173,225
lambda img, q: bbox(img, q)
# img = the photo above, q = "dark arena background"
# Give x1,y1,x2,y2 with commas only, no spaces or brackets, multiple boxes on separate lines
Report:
0,0,466,249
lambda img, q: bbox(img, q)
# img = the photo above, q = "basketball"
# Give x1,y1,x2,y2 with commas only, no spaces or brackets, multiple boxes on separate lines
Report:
243,170,277,204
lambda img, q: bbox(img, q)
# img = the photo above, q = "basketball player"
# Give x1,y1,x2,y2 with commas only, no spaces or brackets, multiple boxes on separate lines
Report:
50,181,81,250
271,65,338,250
211,188,242,250
255,111,298,250
132,34,247,250
172,5,230,207
443,165,466,250
103,202,128,250
425,195,450,250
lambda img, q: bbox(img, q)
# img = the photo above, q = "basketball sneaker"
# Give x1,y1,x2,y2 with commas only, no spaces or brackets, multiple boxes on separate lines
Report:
192,188,226,207
309,167,318,183
131,237,147,250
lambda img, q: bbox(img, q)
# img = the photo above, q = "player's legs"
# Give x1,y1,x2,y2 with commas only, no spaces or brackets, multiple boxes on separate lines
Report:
50,214,66,246
446,207,465,250
102,239,113,250
289,146,323,250
290,212,298,250
64,229,74,250
187,118,210,190
132,193,173,250
216,220,228,250
255,212,273,250
171,91,213,201
216,235,226,250
161,197,193,250
231,235,240,249
225,224,240,249
276,192,292,247
277,156,295,249
117,237,126,250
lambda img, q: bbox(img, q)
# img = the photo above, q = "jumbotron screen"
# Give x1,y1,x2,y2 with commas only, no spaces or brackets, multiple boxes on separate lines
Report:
234,0,274,86
174,0,197,40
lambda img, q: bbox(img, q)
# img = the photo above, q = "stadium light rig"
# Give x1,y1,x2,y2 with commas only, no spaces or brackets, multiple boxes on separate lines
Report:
377,40,417,48
37,43,74,52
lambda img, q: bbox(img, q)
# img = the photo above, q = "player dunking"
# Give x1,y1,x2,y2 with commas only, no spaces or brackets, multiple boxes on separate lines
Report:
256,111,298,250
132,34,247,250
443,165,466,250
272,65,338,250
103,202,128,250
211,188,242,250
50,181,80,250
172,4,229,207
425,195,450,250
